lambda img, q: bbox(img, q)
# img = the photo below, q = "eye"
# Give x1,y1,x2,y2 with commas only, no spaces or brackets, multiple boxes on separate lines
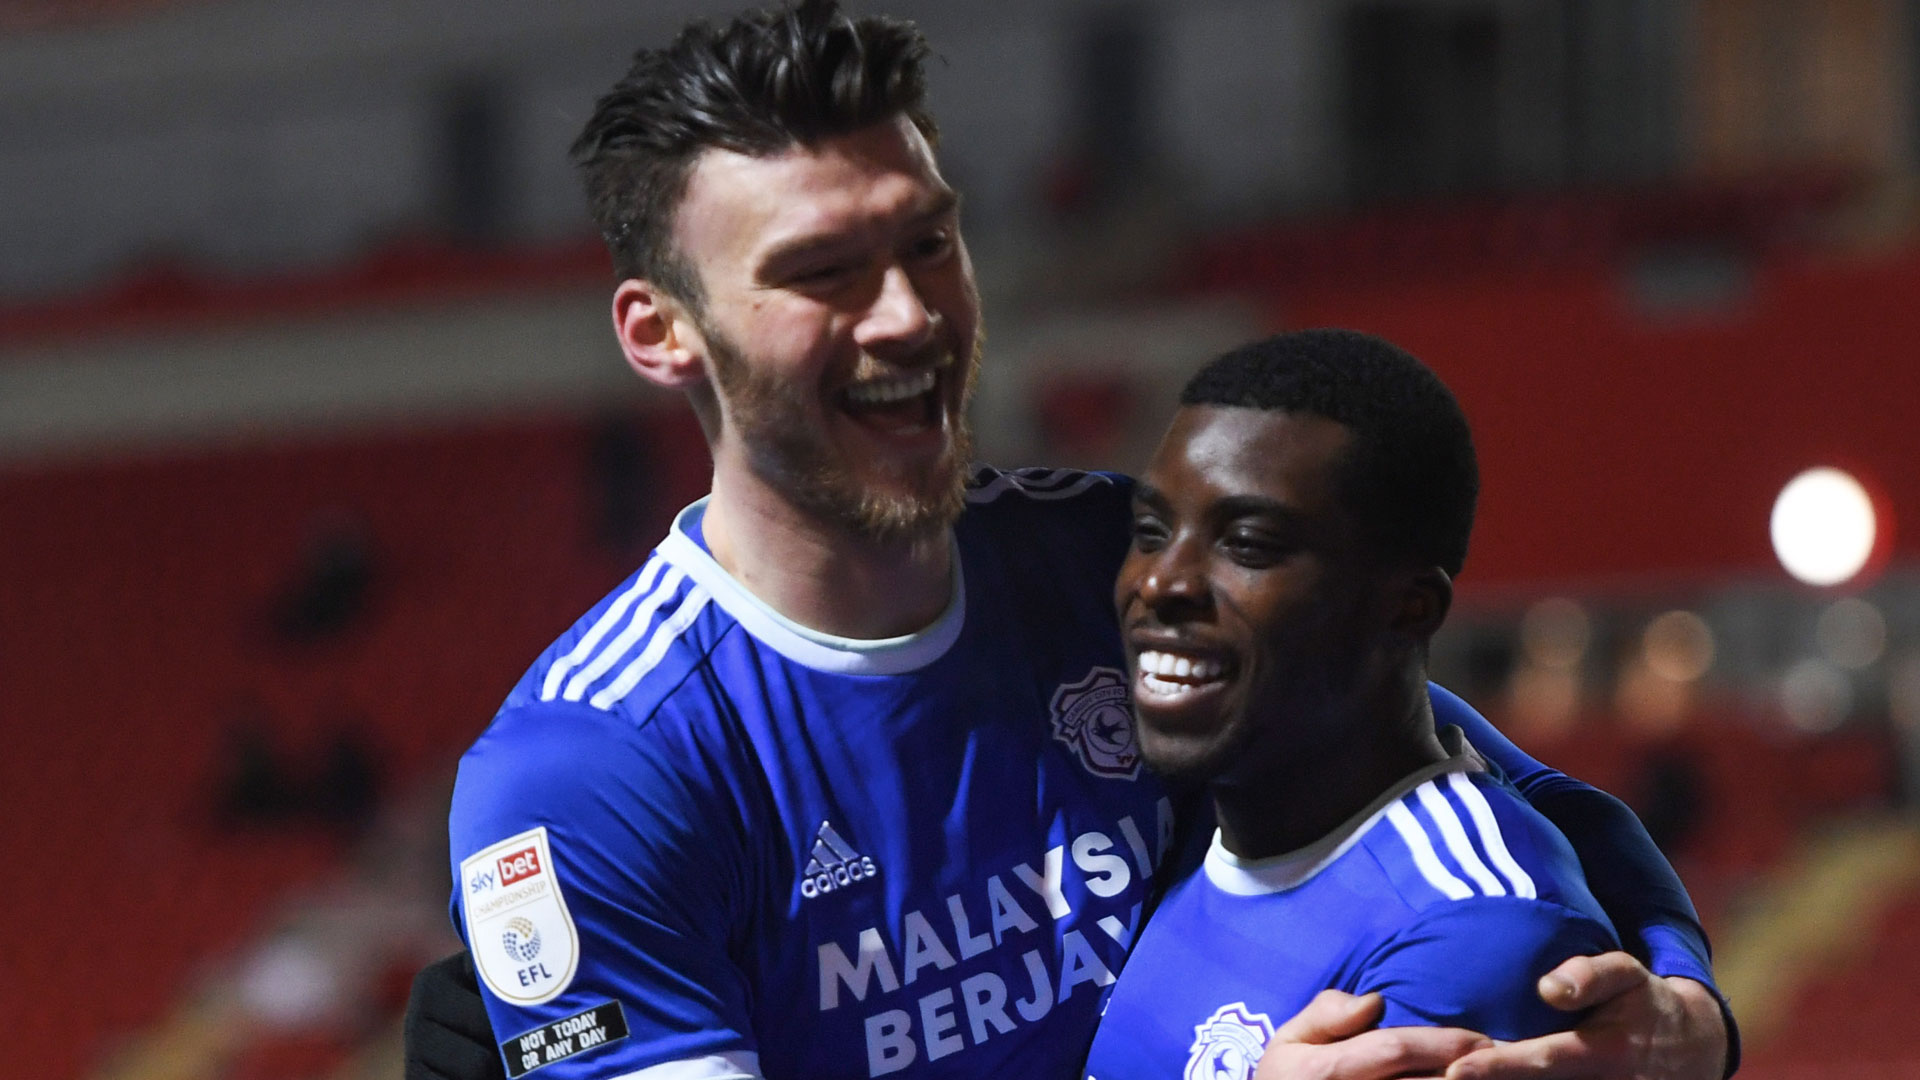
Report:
1220,529,1291,568
906,229,954,264
788,262,856,289
1129,513,1170,553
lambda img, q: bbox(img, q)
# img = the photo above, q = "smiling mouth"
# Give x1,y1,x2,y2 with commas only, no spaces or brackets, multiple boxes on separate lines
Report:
1134,648,1236,701
841,365,944,432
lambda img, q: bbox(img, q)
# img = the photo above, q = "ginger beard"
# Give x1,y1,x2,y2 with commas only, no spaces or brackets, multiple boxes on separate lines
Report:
704,323,980,545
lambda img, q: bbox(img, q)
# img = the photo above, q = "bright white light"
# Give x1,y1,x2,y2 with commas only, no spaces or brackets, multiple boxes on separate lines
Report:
1770,468,1878,587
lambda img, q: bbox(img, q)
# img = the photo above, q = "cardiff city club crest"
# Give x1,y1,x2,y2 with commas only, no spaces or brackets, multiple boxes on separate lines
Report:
1184,1002,1276,1080
1049,667,1140,780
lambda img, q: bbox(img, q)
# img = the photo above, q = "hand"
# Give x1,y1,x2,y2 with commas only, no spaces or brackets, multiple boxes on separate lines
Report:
1445,953,1727,1080
1254,989,1494,1080
404,950,506,1080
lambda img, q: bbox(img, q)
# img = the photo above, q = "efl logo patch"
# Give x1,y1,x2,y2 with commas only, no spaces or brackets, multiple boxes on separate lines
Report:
461,827,580,1006
1184,1002,1275,1080
1050,667,1141,780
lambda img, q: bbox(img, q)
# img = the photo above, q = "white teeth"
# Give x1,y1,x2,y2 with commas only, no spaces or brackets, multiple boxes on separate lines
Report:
1139,672,1195,699
845,368,937,405
1136,650,1226,684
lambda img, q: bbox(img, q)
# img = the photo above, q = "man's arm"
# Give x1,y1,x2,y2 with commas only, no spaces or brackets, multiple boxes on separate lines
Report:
1249,969,1729,1080
1252,685,1732,1080
1373,684,1731,1078
1251,897,1656,1080
1432,686,1710,974
1445,953,1730,1080
1431,685,1714,984
445,702,764,1079
1358,899,1623,1039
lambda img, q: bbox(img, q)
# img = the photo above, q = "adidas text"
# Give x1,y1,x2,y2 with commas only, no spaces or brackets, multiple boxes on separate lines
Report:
803,854,880,899
802,821,881,900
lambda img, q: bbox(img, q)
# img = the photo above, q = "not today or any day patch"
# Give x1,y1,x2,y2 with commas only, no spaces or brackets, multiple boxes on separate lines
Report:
500,1001,630,1077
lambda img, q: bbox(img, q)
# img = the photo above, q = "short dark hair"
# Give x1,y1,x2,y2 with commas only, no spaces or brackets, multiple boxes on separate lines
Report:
1180,329,1479,576
571,0,938,309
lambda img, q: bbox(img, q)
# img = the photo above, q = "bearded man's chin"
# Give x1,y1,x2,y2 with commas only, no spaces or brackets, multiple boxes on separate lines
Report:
851,486,965,546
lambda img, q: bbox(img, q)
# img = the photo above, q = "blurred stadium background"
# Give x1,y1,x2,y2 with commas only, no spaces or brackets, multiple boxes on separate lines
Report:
4,0,1919,1076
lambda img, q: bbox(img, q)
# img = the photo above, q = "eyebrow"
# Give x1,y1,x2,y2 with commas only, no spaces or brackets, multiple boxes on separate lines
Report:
1133,482,1306,524
1132,481,1172,514
915,189,963,224
1214,494,1308,525
757,190,963,276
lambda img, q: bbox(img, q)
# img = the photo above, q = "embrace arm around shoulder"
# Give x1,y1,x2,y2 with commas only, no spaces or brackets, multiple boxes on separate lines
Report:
1362,898,1622,1041
1429,683,1737,1073
1428,685,1715,988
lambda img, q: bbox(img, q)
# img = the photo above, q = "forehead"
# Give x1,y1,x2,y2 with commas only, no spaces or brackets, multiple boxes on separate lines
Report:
672,115,949,265
1148,405,1353,506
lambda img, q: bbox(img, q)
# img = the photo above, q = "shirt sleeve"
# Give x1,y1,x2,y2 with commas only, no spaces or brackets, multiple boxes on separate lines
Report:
1428,683,1739,1070
1361,898,1621,1041
449,700,762,1079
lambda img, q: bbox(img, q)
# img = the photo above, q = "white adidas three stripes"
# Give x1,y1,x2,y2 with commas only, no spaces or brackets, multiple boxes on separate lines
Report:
540,556,711,710
1384,773,1537,901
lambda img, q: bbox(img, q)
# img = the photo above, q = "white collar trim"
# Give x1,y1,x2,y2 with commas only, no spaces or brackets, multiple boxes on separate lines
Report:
1203,727,1484,897
655,497,965,676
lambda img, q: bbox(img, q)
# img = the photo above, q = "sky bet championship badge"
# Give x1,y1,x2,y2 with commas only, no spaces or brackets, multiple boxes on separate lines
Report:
462,826,580,1005
1050,667,1141,780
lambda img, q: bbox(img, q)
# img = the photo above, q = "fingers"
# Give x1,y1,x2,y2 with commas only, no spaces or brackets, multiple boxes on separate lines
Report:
1257,1025,1494,1080
1261,992,1496,1080
1537,950,1653,1013
1272,989,1387,1044
1444,1031,1602,1080
1339,1028,1496,1078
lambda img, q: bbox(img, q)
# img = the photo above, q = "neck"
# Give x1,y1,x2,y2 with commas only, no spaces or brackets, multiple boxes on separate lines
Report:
701,468,953,641
1214,677,1446,861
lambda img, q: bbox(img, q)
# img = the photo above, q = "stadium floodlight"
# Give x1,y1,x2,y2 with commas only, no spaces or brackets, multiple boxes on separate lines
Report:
1769,467,1879,587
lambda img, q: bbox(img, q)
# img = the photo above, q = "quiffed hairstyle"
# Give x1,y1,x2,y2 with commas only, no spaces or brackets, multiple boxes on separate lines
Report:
571,0,937,310
1180,329,1479,576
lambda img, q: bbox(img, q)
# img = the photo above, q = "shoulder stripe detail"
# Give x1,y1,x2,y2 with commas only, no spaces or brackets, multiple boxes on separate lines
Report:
554,566,687,703
1447,772,1537,899
589,586,713,710
540,557,668,701
965,467,1112,503
1416,781,1507,897
1385,799,1474,900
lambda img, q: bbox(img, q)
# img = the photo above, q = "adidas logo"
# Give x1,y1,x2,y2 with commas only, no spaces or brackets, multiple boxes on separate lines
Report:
800,821,880,900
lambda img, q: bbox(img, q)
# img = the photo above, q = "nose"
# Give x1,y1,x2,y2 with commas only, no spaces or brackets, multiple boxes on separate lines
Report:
1130,534,1212,621
853,264,936,355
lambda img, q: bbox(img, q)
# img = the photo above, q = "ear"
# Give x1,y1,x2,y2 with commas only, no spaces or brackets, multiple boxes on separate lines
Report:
612,278,708,391
1388,567,1453,642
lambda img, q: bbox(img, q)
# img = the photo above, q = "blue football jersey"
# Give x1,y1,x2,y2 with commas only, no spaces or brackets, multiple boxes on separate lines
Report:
1081,741,1620,1080
451,468,1184,1080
